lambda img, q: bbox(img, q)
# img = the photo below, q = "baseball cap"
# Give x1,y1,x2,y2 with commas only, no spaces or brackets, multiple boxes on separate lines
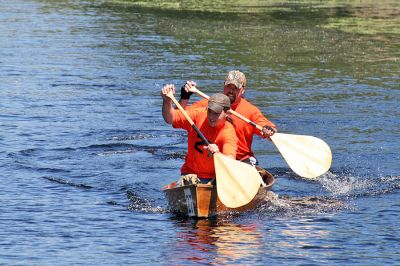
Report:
208,93,230,113
224,70,246,88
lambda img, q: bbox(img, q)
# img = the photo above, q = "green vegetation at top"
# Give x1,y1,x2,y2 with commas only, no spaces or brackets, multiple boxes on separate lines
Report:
105,0,400,35
105,0,399,13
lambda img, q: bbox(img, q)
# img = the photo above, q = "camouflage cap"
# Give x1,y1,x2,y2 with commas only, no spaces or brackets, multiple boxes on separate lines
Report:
224,70,246,88
208,93,230,113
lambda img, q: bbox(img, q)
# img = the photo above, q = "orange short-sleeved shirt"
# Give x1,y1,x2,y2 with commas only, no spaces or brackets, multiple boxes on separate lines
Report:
173,107,237,179
190,98,276,160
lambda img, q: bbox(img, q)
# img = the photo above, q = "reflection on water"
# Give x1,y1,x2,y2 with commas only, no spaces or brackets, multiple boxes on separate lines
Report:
169,218,265,264
105,0,399,79
168,214,346,264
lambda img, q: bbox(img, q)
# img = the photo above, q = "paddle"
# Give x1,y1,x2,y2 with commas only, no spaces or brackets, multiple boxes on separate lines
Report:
190,87,332,179
165,90,261,208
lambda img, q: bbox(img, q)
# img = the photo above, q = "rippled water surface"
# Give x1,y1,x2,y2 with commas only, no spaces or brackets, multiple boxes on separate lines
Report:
1,0,399,265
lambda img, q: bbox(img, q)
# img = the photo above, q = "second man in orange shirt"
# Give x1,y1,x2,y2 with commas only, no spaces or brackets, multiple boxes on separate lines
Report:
179,70,277,165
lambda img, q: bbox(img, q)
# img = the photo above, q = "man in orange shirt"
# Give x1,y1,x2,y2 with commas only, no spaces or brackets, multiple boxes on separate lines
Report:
179,70,277,165
161,84,237,184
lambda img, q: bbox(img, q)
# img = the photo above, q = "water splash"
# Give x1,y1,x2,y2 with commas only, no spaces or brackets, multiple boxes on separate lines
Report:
126,190,166,213
319,172,363,196
255,191,349,217
318,171,400,198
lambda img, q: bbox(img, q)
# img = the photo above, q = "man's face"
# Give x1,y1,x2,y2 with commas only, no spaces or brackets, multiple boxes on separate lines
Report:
223,84,243,104
207,109,225,128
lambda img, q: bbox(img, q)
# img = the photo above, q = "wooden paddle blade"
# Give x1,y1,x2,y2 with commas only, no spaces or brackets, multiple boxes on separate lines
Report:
271,133,332,179
214,153,260,208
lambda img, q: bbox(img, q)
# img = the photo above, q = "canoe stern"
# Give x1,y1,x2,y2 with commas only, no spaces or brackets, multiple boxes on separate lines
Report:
163,183,217,218
162,168,275,218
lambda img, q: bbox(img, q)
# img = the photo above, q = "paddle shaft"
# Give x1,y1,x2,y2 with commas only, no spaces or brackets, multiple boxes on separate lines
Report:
166,91,210,145
191,87,332,178
192,87,264,131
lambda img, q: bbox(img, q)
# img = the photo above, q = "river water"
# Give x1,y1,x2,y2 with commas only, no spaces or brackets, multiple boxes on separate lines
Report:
1,0,399,265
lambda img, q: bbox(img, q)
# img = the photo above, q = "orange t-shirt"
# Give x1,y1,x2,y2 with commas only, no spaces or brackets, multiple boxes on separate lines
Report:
173,107,237,179
189,98,276,160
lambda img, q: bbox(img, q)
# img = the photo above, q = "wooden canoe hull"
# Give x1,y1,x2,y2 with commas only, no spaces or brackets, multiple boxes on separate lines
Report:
162,168,275,218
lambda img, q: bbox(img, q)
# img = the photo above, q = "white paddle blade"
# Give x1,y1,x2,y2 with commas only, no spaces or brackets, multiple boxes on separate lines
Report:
271,133,332,179
214,153,260,208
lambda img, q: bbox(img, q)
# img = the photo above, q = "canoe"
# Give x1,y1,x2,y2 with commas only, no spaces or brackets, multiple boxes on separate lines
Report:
162,167,275,218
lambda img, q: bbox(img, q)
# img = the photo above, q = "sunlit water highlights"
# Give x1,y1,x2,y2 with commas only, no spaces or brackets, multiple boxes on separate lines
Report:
0,0,399,265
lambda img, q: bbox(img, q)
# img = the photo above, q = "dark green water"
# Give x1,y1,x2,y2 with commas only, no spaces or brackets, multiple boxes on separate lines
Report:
0,0,399,264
